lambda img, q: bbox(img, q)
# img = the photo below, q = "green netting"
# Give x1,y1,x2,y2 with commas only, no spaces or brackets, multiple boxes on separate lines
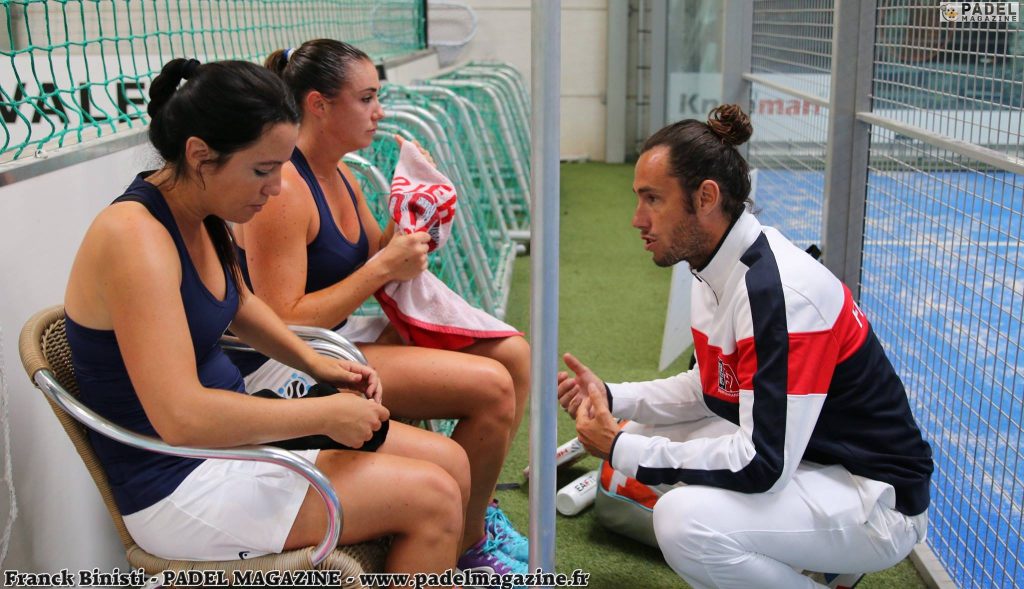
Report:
1,0,426,164
466,61,530,114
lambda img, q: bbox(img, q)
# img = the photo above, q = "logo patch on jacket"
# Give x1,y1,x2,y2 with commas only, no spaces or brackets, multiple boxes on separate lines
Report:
718,358,739,395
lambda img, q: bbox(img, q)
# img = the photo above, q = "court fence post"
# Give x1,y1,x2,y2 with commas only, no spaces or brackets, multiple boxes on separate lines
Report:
528,0,560,575
821,0,875,298
721,0,753,161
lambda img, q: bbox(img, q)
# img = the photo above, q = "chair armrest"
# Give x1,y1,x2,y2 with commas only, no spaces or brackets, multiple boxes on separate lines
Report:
30,369,341,567
220,325,368,366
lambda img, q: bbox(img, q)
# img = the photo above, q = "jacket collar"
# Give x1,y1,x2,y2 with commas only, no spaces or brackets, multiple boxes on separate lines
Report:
690,211,763,301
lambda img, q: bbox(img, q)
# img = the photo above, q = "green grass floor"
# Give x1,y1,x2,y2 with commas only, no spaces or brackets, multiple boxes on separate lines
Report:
492,162,927,589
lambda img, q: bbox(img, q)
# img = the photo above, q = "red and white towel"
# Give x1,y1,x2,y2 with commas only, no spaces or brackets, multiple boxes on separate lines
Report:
374,141,521,350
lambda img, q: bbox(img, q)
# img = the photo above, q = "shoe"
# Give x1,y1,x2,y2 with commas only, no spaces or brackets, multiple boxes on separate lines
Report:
824,572,865,589
485,499,529,562
457,536,528,576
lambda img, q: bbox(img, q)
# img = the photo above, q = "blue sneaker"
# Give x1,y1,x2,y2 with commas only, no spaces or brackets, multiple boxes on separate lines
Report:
485,500,529,563
457,536,528,576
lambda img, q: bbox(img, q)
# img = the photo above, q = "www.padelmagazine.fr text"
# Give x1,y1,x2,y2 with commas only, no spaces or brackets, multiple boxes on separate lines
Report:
4,567,592,588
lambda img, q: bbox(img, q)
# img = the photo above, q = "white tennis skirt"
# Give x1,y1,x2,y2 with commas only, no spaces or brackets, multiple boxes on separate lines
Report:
122,449,320,561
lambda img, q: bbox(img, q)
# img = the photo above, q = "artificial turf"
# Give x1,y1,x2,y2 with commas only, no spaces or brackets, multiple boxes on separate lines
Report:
493,161,927,589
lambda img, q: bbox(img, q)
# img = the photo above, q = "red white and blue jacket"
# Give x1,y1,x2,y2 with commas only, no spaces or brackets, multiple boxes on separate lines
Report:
608,212,933,516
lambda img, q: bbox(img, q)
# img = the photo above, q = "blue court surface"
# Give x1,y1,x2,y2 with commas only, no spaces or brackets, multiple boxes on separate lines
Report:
753,168,1024,588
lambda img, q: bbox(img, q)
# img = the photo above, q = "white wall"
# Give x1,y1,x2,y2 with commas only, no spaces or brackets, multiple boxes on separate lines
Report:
0,142,156,573
443,0,608,160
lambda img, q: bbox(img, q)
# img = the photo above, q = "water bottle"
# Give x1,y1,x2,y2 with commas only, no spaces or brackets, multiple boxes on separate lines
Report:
522,437,588,479
556,470,599,516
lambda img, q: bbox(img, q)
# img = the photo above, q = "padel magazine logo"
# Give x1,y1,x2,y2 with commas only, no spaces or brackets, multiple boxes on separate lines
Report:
940,2,1019,22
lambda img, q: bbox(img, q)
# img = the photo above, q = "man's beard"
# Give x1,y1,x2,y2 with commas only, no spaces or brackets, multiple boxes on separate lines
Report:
653,222,708,268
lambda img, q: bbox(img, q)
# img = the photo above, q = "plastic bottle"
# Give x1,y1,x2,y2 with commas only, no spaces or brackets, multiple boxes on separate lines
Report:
522,437,588,479
555,470,599,516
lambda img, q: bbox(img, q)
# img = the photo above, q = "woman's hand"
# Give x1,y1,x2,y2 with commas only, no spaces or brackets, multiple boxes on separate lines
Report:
395,134,435,167
310,356,383,403
324,394,390,448
376,231,430,281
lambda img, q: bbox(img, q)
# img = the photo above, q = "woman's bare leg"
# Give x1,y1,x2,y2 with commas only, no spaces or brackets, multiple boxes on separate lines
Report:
461,335,531,446
360,344,515,551
284,447,463,576
379,421,471,517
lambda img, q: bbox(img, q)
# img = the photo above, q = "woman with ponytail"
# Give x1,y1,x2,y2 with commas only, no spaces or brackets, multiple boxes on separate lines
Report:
63,58,468,576
232,39,531,575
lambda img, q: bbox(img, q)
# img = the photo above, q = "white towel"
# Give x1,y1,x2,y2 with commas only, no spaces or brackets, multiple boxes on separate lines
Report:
374,141,521,350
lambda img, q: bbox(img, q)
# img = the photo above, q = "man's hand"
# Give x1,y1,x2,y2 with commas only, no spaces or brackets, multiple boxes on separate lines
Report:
557,352,606,419
575,383,618,461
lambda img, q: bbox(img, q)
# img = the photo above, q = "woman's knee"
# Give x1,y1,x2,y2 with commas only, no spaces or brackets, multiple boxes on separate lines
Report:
435,437,471,504
466,359,516,426
502,336,531,376
405,463,465,535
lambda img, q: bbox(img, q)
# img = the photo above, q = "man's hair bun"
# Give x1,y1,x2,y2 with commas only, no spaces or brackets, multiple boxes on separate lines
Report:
707,104,753,147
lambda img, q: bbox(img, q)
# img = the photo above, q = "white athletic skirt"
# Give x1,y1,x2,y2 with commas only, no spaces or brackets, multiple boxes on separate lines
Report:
122,449,320,561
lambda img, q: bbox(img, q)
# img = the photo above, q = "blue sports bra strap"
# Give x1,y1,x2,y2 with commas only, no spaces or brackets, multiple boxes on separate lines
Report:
291,148,333,221
337,167,367,235
338,168,358,205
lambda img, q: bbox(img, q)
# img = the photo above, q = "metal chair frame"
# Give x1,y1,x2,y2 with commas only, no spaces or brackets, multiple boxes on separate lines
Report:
18,306,386,586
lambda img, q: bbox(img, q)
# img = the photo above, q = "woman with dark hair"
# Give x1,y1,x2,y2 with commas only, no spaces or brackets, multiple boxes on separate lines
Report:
64,58,468,576
232,39,530,573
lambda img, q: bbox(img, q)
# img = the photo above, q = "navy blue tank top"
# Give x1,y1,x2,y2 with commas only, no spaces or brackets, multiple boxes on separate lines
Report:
233,147,369,375
294,147,370,293
66,173,245,515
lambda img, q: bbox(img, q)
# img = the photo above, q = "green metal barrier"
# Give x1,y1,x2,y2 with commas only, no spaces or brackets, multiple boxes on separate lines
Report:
381,84,521,316
344,65,534,320
352,128,495,314
421,76,531,242
409,84,528,235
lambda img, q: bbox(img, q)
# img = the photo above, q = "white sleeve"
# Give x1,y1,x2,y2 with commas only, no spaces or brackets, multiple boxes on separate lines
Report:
607,364,715,425
609,392,826,493
609,282,836,495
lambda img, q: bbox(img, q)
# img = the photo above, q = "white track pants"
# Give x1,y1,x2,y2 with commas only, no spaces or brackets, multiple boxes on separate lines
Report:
646,420,928,589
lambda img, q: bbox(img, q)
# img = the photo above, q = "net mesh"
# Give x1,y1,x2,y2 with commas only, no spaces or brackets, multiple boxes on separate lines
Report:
1,0,426,163
747,0,833,248
746,1,1024,586
863,3,1024,586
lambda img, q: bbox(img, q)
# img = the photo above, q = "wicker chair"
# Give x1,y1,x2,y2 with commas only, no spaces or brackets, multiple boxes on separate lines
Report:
19,305,387,587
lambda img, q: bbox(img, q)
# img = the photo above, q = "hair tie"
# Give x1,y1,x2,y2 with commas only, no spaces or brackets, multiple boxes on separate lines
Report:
181,58,201,80
284,48,295,62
